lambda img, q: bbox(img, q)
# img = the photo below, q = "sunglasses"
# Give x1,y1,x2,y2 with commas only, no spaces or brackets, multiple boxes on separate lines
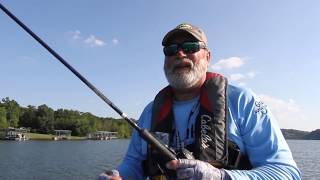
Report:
163,41,207,56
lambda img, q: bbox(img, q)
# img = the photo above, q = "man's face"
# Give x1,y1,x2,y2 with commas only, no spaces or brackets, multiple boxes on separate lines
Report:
163,35,210,89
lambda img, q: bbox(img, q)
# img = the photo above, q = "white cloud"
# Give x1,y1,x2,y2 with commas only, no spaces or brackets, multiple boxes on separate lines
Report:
229,73,246,81
259,94,307,129
246,71,256,79
228,71,256,86
211,57,244,70
237,82,247,87
84,35,106,47
69,30,106,47
211,56,256,86
112,38,119,45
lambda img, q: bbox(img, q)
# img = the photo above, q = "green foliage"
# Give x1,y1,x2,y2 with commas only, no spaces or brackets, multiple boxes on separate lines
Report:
19,105,37,130
36,104,55,133
0,107,8,129
1,97,20,127
1,97,133,137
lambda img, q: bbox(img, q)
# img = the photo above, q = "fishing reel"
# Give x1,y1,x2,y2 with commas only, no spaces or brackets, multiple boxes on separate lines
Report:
143,147,195,180
176,147,195,160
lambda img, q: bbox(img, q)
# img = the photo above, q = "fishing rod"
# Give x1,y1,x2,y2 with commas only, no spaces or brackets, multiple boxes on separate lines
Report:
0,3,177,161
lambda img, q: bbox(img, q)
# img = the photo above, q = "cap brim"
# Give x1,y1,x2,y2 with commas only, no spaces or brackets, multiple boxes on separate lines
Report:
162,29,200,46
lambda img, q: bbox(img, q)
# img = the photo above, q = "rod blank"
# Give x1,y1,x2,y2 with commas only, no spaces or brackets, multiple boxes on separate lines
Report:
0,3,139,130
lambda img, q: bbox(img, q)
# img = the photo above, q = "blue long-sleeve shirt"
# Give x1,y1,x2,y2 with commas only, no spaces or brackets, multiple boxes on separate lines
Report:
118,84,301,179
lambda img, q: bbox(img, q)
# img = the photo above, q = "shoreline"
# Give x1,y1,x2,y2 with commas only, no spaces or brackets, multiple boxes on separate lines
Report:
0,132,128,141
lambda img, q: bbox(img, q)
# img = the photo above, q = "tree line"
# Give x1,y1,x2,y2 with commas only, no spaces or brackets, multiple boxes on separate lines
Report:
0,97,133,138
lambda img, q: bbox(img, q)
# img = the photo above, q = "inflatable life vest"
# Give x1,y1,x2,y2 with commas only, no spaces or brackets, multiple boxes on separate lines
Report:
143,72,252,179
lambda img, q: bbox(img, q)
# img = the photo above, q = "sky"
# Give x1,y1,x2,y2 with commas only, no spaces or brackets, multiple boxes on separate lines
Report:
0,0,319,131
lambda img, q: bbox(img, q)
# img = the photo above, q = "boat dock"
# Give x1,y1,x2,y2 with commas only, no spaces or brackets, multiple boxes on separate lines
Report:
52,130,72,140
0,127,29,141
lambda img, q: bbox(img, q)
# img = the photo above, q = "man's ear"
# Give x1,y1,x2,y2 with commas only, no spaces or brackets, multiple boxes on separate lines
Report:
206,50,211,63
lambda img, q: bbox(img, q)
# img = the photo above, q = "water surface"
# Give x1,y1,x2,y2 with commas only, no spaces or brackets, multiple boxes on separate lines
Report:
0,140,129,180
0,139,318,179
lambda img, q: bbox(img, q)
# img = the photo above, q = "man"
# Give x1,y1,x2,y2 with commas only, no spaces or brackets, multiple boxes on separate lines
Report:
100,23,301,180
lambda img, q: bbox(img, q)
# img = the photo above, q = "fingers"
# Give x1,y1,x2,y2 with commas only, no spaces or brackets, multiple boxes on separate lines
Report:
98,170,121,180
166,159,196,179
98,173,109,180
105,169,120,176
166,159,179,170
166,159,199,170
166,159,224,180
108,176,122,180
177,159,198,168
176,168,195,179
97,173,122,180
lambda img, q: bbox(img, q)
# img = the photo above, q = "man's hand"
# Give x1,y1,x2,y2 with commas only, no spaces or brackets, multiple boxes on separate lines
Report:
97,169,122,180
166,159,229,180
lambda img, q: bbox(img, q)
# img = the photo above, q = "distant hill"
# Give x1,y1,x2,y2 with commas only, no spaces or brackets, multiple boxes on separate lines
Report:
281,129,320,140
303,129,320,140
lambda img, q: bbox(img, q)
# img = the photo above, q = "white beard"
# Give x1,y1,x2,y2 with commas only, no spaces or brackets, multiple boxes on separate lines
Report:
164,58,208,89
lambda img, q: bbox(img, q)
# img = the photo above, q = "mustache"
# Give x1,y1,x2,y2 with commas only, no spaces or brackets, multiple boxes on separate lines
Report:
169,58,194,71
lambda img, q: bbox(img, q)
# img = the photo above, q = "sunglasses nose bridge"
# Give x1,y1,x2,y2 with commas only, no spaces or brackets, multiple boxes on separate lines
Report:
176,45,187,56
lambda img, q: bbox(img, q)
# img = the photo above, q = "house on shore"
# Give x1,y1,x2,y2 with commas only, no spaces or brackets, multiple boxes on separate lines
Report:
87,131,118,140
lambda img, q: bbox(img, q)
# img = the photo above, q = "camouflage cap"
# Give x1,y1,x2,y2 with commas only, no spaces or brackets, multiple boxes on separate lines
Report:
162,23,208,46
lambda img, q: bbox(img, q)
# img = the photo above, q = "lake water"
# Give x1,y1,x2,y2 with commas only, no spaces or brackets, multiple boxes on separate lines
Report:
288,140,320,179
0,139,318,180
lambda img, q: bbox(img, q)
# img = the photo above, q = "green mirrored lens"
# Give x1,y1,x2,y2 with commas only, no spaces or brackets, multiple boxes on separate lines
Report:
164,44,178,56
163,42,203,56
182,42,200,53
